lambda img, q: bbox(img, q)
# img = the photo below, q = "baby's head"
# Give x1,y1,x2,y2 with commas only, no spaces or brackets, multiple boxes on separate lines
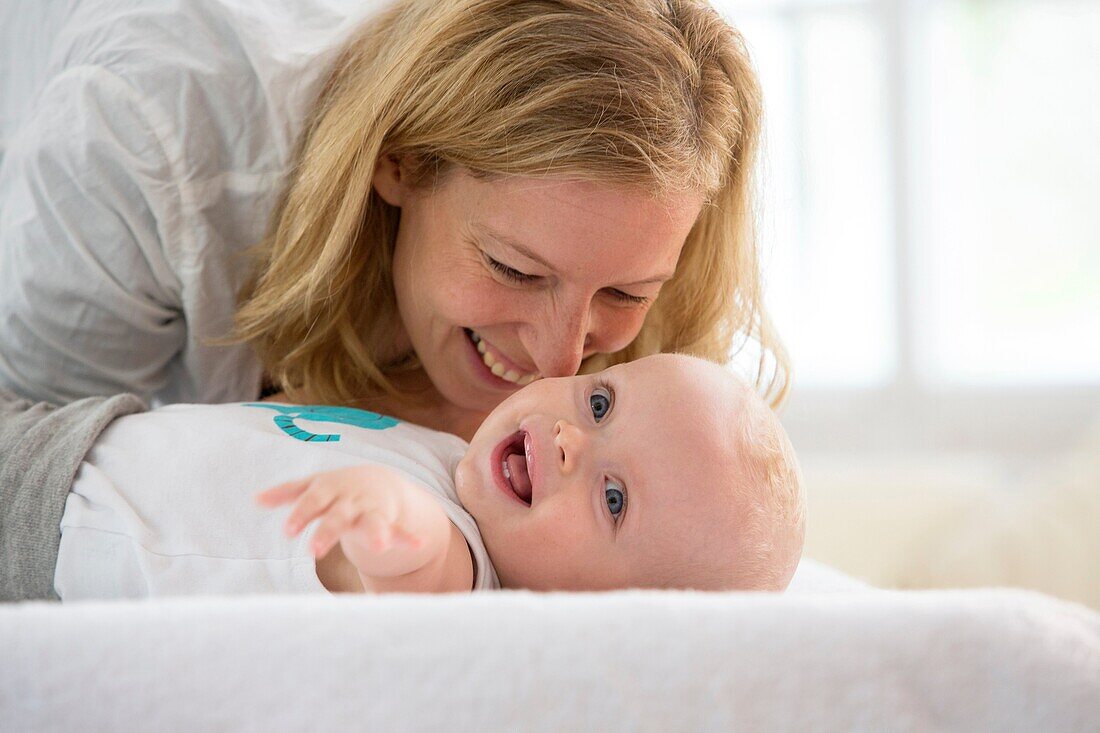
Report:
455,354,805,592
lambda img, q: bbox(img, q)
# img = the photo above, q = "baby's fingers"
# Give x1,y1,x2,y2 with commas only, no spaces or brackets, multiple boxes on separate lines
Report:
390,524,424,550
284,487,338,536
349,515,421,552
255,478,312,507
359,512,394,552
310,500,365,558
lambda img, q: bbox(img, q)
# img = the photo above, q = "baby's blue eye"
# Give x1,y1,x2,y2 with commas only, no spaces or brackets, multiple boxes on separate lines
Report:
590,386,612,422
605,480,625,517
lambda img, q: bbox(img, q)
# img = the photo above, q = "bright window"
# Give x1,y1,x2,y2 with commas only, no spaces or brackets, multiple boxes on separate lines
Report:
914,1,1100,385
718,0,1100,455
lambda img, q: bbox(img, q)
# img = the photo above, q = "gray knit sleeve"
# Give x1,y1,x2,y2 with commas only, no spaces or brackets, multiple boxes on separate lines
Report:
0,388,146,601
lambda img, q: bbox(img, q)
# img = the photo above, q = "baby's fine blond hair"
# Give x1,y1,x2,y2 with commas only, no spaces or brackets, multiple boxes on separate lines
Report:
730,387,805,590
236,0,789,408
641,360,804,592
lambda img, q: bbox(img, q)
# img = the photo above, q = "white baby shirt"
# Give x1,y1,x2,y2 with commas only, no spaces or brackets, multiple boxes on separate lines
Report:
53,404,499,599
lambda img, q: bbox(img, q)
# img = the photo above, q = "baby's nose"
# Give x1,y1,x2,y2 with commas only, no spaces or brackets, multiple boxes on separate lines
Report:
553,419,587,473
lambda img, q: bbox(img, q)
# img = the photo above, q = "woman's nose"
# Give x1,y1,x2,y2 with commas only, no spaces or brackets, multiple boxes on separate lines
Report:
553,419,587,474
522,299,591,378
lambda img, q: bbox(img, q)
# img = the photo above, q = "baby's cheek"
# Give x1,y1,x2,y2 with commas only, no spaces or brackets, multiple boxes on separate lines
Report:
527,505,590,558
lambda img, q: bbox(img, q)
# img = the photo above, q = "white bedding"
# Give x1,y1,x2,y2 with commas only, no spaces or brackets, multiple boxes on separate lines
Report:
2,571,1096,731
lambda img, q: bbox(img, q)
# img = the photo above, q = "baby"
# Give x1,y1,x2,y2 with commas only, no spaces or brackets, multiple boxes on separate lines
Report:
49,354,804,599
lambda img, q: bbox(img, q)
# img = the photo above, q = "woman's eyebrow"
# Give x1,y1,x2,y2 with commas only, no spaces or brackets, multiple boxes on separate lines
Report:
472,223,675,285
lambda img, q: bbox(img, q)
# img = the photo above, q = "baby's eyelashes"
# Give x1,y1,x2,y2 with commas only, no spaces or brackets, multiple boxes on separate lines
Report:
604,478,626,520
589,385,613,423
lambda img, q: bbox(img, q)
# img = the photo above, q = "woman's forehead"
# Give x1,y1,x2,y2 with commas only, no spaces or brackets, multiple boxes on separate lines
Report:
463,174,703,230
450,174,702,277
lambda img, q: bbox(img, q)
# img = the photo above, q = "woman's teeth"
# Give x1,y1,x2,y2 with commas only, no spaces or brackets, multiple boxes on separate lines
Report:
470,331,538,385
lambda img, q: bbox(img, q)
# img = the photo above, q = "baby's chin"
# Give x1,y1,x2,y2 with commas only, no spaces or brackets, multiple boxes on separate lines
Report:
453,453,478,508
454,453,501,536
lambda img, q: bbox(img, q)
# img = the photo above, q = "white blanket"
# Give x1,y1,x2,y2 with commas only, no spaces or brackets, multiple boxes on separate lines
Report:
2,583,1096,731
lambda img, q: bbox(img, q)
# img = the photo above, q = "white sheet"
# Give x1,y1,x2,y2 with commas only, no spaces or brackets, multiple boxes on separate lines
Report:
2,586,1096,731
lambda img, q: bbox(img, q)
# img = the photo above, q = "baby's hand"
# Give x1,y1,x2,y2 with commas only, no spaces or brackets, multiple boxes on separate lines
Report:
256,465,425,560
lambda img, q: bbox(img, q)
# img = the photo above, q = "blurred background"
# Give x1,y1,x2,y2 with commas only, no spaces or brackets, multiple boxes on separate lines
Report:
717,0,1100,608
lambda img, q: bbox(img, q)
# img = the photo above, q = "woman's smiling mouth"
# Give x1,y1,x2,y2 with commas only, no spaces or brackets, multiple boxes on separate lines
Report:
464,329,539,386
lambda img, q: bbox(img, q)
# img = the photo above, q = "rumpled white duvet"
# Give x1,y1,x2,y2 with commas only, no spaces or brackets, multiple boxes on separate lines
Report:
1,562,1097,732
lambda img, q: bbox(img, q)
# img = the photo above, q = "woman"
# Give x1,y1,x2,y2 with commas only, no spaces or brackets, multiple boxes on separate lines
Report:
0,0,786,442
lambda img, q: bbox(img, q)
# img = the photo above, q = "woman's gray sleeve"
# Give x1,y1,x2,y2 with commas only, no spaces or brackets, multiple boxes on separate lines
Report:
0,388,146,601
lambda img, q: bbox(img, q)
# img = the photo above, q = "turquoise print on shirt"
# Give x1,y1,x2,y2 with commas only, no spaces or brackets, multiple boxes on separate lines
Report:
244,404,400,442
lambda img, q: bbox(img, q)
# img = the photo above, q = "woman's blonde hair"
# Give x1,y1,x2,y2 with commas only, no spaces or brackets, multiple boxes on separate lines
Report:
235,0,789,407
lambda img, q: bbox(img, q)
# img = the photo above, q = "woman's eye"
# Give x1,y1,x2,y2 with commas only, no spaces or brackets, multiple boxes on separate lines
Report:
608,288,650,306
605,480,626,517
589,386,612,422
486,255,537,284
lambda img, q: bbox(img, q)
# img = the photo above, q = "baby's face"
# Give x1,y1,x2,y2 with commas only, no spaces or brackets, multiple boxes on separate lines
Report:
455,354,751,590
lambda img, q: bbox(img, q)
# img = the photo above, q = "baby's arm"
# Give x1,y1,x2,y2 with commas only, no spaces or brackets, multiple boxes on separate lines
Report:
256,465,473,593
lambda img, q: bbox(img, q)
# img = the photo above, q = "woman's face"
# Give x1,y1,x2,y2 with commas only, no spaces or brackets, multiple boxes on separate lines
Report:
377,160,704,417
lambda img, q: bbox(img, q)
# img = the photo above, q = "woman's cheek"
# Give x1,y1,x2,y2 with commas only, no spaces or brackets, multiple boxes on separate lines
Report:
433,260,496,313
470,279,535,323
594,304,651,353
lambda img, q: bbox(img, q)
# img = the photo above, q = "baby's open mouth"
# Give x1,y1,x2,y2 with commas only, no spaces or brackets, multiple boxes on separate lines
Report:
499,432,533,505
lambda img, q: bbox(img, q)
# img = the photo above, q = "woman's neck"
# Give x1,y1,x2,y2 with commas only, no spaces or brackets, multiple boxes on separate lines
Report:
359,391,487,443
267,371,488,442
